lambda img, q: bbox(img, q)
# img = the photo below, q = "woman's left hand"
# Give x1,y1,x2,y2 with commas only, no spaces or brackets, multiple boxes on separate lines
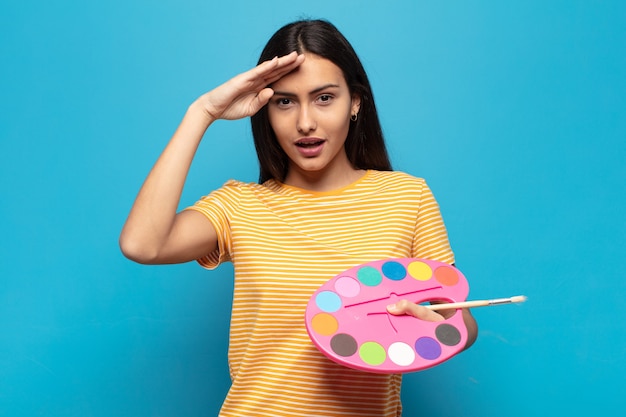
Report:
386,300,447,322
387,300,478,349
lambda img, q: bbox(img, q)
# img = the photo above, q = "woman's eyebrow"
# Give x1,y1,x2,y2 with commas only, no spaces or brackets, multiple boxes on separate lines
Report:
273,83,341,97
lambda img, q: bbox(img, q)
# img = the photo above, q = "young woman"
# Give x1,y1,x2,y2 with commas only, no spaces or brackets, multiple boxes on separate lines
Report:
120,19,477,417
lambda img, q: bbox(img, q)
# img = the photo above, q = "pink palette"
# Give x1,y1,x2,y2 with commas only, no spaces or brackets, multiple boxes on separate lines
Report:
305,258,469,373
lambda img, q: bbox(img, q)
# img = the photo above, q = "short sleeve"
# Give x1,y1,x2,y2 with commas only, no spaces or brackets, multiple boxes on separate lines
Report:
183,180,241,269
412,181,455,264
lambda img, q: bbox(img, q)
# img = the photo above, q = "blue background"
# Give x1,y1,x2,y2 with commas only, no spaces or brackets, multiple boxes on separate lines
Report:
2,0,625,416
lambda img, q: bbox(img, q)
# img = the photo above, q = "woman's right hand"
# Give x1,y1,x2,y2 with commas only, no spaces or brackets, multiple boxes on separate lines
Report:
198,51,305,122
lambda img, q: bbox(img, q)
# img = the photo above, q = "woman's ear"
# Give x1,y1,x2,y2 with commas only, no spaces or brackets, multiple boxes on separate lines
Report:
351,94,362,117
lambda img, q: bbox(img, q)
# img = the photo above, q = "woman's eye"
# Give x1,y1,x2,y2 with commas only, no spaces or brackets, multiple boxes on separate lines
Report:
274,97,293,107
318,94,333,103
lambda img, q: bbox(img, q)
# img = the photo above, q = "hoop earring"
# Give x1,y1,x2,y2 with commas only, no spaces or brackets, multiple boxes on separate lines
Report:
351,113,358,122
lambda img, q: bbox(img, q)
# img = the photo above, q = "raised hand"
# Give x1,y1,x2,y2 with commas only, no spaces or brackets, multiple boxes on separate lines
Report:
119,52,305,265
199,51,305,121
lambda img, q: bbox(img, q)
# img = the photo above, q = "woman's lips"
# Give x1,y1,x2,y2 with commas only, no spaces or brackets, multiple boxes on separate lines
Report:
295,137,325,157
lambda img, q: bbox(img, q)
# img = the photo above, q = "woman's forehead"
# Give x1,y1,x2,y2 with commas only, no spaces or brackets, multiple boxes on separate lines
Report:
271,54,347,94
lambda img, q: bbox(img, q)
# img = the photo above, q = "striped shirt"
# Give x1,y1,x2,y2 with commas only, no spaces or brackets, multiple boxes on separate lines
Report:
187,170,454,417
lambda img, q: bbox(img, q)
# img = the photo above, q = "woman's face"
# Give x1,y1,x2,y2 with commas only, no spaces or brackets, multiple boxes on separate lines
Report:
267,53,361,187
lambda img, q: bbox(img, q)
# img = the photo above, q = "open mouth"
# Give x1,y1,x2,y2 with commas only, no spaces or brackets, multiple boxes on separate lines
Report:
295,138,325,148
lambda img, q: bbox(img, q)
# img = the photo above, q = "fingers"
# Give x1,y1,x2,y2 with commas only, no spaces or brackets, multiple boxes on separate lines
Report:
229,52,303,95
258,51,302,74
251,51,305,87
386,300,446,322
199,52,303,121
253,87,275,110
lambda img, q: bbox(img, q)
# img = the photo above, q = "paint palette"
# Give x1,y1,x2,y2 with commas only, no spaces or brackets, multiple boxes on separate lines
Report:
305,258,469,373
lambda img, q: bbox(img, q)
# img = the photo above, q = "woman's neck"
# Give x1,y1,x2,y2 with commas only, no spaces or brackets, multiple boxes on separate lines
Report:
283,166,367,192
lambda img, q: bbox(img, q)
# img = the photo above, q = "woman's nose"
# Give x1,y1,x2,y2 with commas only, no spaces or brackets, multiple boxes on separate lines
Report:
296,105,317,133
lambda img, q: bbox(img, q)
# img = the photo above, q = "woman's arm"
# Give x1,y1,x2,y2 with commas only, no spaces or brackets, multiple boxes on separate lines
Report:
118,102,218,265
119,52,305,265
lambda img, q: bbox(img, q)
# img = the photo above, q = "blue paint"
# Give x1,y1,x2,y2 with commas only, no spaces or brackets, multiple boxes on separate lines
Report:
315,291,342,313
382,261,407,281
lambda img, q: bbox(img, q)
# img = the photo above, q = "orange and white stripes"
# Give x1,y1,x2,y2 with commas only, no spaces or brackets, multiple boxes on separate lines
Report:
187,170,454,417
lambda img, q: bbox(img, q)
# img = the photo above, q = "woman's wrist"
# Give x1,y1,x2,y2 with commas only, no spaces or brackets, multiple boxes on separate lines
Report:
187,97,217,127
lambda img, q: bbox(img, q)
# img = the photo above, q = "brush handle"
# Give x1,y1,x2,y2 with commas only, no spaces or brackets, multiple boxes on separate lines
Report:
425,296,526,311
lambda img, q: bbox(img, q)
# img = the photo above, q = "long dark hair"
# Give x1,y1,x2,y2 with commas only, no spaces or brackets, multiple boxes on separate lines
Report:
251,19,392,183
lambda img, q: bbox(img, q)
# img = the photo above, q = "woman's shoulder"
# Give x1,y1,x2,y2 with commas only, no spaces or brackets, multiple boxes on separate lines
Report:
368,170,427,186
351,171,431,202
